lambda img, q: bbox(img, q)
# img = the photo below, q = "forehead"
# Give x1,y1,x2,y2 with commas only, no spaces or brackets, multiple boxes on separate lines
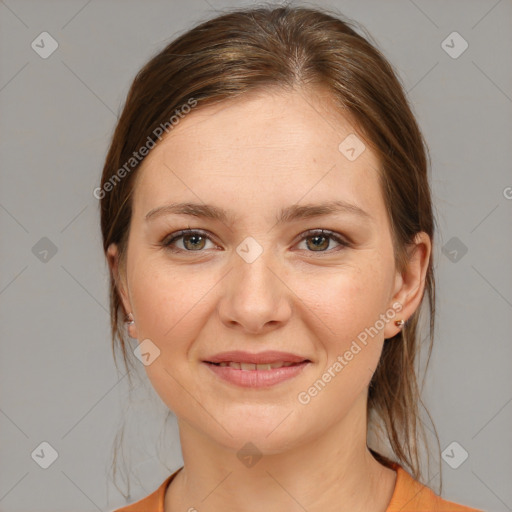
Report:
132,87,385,225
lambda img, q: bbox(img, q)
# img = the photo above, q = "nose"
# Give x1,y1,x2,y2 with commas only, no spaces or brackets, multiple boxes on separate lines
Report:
216,249,292,335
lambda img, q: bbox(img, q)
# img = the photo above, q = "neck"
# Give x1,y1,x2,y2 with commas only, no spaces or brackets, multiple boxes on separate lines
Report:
165,391,396,512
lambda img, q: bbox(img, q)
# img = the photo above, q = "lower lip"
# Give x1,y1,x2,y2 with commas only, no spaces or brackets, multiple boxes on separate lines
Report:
203,361,310,388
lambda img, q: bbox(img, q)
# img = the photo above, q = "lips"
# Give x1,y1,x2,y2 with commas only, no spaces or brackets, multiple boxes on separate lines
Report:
204,350,310,366
210,361,299,371
203,357,311,387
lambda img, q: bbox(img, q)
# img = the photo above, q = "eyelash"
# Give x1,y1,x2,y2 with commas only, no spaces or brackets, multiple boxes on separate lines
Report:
161,228,350,255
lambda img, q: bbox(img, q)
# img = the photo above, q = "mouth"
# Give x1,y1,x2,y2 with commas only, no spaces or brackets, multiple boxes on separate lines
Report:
205,360,307,371
202,351,311,387
203,350,311,369
202,358,311,388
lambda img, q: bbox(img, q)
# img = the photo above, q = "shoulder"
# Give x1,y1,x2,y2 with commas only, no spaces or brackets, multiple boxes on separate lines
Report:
387,464,483,512
108,464,483,512
109,468,182,512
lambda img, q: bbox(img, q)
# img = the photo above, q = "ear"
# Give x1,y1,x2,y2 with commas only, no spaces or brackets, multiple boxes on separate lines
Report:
383,231,431,339
106,243,138,339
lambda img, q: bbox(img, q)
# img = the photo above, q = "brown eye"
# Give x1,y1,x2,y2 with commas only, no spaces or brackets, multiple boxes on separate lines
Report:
183,233,206,250
162,229,215,252
305,234,329,251
297,229,349,253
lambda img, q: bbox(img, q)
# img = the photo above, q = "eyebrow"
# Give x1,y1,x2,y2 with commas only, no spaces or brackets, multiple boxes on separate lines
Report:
145,200,372,226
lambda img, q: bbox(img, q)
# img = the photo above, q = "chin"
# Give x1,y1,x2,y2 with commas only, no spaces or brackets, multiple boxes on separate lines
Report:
206,415,310,456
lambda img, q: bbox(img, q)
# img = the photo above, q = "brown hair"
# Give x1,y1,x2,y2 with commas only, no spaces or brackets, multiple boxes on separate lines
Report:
99,3,439,493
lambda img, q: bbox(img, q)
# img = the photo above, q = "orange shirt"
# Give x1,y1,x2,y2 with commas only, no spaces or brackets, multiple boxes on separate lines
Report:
110,463,482,512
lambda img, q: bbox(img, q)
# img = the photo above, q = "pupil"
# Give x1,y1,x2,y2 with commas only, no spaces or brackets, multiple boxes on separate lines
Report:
185,234,204,250
309,235,328,251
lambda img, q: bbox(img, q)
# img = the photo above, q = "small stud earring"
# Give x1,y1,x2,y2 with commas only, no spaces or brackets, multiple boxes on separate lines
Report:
125,313,135,325
394,319,405,328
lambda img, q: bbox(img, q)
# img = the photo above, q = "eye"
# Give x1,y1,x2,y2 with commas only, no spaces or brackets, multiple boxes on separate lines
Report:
295,229,350,253
161,228,350,255
162,228,216,252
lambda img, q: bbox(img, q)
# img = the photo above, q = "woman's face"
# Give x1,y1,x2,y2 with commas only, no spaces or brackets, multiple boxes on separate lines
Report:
109,87,426,454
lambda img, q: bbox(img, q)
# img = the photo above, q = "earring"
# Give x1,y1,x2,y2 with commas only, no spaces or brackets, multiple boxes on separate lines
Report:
394,319,405,328
125,313,135,325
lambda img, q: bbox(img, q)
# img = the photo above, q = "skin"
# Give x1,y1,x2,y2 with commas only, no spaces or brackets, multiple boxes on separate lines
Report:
107,86,431,512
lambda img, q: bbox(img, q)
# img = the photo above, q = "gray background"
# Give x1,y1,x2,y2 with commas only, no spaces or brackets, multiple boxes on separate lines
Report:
1,0,511,511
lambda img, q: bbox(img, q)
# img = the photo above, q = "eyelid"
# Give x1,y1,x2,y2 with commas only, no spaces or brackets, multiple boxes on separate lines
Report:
161,228,350,253
297,228,351,247
161,228,218,249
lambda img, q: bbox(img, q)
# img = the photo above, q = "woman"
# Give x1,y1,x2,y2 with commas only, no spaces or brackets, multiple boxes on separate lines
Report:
100,5,482,511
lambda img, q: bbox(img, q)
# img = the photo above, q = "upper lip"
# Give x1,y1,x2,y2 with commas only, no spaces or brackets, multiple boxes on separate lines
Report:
204,351,310,364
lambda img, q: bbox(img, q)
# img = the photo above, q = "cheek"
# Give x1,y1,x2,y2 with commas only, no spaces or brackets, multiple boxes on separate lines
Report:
127,260,208,409
129,260,204,341
297,262,391,392
297,296,385,412
299,262,389,342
